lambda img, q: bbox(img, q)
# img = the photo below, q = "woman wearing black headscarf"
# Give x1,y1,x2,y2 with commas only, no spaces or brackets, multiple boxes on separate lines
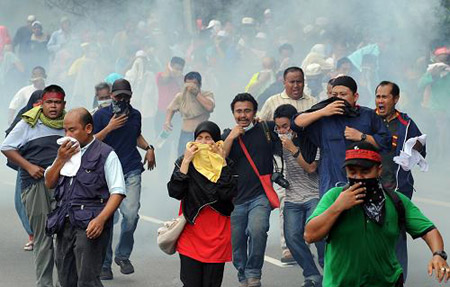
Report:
168,121,237,287
5,89,43,251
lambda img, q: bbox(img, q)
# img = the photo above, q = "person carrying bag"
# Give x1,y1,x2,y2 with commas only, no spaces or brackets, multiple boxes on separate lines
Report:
167,121,238,287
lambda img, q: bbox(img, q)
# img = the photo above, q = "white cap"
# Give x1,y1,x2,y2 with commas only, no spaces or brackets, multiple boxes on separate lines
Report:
305,63,322,77
31,21,42,27
264,9,271,15
135,50,147,58
241,17,255,25
206,20,221,30
27,15,36,22
255,32,267,39
303,24,315,34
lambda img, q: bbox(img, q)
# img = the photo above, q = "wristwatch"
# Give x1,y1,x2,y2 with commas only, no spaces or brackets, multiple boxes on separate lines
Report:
361,133,367,141
292,149,300,158
433,250,448,260
145,145,155,151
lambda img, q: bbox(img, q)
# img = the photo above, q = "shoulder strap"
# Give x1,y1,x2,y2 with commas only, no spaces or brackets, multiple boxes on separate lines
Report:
384,188,406,233
238,136,261,177
261,121,272,143
261,120,284,173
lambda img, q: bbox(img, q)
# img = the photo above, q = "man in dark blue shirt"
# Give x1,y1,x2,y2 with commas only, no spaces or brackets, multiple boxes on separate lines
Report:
93,79,156,280
293,76,391,196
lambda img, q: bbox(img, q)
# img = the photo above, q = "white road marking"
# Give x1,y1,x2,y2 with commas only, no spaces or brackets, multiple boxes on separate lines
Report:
139,213,292,268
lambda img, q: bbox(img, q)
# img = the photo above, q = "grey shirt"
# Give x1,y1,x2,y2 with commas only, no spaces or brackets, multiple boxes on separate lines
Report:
284,147,320,203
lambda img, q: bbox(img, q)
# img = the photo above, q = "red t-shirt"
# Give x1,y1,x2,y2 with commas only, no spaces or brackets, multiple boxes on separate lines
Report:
177,206,232,263
155,72,182,111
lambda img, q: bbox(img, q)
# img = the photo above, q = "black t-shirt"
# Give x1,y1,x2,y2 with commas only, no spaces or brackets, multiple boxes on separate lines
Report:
381,118,399,189
222,122,281,205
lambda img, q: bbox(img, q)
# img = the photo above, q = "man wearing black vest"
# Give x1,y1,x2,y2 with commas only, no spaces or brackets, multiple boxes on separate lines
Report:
45,108,126,287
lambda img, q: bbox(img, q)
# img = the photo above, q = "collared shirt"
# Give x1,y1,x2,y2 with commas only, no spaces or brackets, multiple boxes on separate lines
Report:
258,90,317,121
45,138,126,195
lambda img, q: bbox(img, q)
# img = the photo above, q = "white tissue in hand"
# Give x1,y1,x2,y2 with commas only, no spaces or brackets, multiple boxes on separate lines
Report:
393,134,428,172
56,136,82,177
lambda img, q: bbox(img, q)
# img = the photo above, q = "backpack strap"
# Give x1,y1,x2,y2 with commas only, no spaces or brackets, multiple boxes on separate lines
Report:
384,187,406,237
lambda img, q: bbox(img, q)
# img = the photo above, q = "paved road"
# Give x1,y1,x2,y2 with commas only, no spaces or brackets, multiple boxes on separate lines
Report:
0,154,448,287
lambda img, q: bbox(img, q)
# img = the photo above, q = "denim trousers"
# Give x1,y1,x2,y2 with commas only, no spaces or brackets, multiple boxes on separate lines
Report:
231,194,271,283
284,199,324,283
396,231,408,281
15,172,33,235
103,170,142,269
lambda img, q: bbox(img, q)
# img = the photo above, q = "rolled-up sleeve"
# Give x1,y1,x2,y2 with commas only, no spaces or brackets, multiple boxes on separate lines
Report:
1,120,28,151
104,151,126,195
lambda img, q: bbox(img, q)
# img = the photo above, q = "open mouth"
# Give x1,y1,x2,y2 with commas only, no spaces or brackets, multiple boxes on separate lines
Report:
377,104,385,113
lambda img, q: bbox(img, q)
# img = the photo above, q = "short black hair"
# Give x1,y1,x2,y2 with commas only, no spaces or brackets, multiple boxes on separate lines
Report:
283,66,304,80
230,93,258,111
42,84,65,98
273,104,297,121
95,82,110,93
376,81,400,98
184,71,202,87
170,56,185,67
278,43,294,54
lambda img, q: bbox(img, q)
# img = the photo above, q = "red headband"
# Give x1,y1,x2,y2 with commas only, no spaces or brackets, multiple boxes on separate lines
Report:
43,91,64,101
345,149,381,163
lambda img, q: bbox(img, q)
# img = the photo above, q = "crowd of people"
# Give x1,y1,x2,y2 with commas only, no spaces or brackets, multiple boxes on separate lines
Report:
1,8,450,287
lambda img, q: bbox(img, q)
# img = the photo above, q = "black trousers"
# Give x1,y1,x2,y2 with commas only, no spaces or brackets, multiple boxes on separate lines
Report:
55,219,111,287
179,254,225,287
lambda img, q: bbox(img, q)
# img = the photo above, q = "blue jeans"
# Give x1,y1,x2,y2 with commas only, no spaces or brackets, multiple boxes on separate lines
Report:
396,231,408,281
103,170,142,269
15,172,33,235
231,194,271,282
284,199,324,284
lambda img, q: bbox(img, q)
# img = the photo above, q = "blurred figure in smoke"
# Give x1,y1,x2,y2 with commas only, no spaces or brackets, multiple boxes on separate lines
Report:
67,43,102,109
278,43,295,73
0,25,12,61
419,46,450,162
168,121,237,287
259,67,317,264
8,66,46,124
304,63,327,100
375,81,426,281
47,17,73,56
165,71,215,156
154,56,185,173
245,56,276,100
91,82,111,115
28,21,49,71
125,50,157,119
0,44,25,100
334,57,359,79
12,15,34,60
93,79,156,280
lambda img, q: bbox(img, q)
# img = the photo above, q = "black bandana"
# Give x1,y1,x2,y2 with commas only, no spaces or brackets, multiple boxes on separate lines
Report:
348,177,386,225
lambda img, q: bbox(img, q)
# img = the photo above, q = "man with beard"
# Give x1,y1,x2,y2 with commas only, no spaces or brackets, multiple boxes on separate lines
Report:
292,75,391,196
223,93,281,287
375,81,426,280
304,142,449,286
92,79,156,280
2,85,66,287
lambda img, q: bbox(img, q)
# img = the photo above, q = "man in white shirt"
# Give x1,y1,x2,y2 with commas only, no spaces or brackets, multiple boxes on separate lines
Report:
8,66,46,124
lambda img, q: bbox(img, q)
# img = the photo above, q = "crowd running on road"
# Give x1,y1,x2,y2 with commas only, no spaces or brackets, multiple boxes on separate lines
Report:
1,8,450,287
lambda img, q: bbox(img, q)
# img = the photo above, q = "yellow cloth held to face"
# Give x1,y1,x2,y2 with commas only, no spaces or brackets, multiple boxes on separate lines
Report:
188,141,224,183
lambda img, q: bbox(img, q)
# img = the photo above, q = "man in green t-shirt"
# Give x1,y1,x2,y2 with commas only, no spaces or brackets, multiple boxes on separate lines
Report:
304,141,450,287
